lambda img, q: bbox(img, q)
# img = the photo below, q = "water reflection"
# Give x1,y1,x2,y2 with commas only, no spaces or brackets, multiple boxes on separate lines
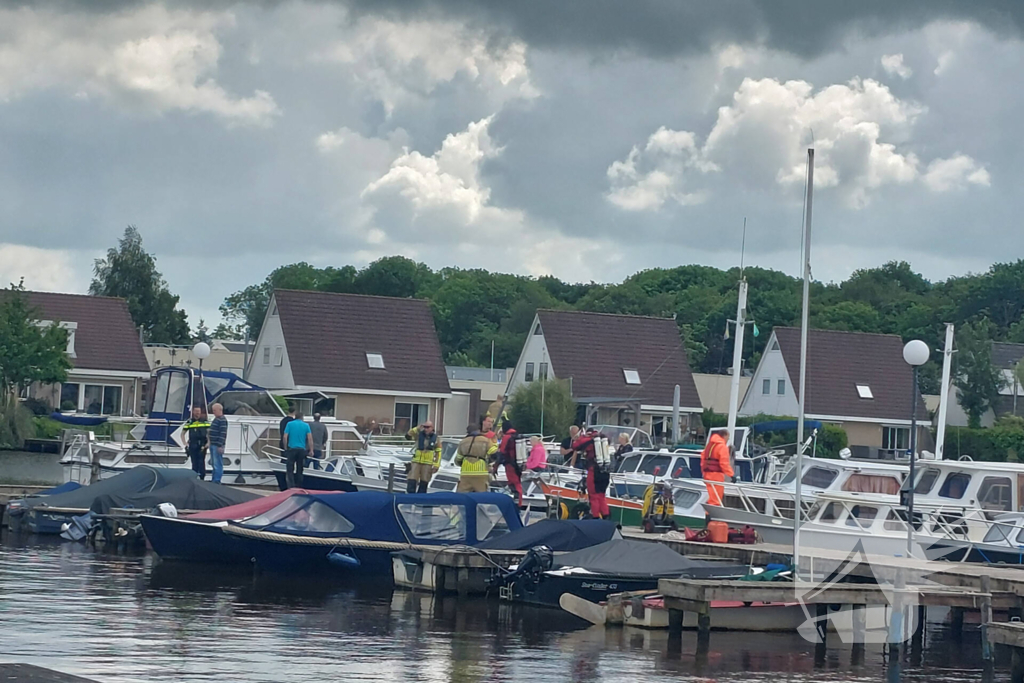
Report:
0,532,1006,683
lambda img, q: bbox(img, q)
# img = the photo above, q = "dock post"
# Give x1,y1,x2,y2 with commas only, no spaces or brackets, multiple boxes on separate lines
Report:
696,601,711,655
387,464,396,493
950,607,965,640
851,604,866,665
888,569,906,661
814,603,828,666
1012,648,1024,683
981,575,994,664
911,605,925,663
667,608,684,635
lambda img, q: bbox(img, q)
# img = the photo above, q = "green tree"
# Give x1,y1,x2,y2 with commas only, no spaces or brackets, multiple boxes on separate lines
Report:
212,322,244,340
90,226,189,344
193,318,210,343
352,256,438,298
0,283,72,447
510,379,577,439
954,322,1005,428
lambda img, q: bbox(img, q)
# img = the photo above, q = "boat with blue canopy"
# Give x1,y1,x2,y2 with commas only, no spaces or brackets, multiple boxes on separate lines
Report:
222,491,523,575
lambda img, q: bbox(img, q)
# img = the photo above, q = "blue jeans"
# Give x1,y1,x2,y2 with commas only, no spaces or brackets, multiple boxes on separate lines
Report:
210,445,224,483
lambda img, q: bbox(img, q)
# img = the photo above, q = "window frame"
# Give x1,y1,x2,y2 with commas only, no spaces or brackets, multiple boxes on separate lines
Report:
262,346,271,365
366,353,385,369
394,401,429,434
623,368,642,385
78,382,125,416
539,362,548,380
762,379,771,395
524,362,535,382
856,384,874,399
777,379,786,395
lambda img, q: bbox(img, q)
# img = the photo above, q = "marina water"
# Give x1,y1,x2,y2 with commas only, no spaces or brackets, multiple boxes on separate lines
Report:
0,452,1009,682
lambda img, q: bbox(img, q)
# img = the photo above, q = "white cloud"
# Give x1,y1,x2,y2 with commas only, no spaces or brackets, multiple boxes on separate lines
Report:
881,53,912,79
923,154,991,192
606,127,714,210
609,76,928,210
0,245,84,292
934,50,955,75
316,17,537,115
0,5,279,126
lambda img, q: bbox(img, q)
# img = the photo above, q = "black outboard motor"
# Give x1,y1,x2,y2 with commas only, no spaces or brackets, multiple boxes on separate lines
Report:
491,544,554,595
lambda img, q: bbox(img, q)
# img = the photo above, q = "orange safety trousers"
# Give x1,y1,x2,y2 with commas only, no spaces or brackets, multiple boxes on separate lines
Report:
704,472,726,506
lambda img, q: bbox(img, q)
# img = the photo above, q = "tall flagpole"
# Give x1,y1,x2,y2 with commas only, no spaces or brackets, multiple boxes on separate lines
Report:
794,148,814,578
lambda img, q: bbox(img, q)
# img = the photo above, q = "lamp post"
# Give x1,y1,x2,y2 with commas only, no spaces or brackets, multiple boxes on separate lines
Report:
193,342,211,413
902,339,929,556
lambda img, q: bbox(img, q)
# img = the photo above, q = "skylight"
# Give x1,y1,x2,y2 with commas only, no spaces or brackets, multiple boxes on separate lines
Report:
367,353,385,369
856,384,873,399
623,369,641,385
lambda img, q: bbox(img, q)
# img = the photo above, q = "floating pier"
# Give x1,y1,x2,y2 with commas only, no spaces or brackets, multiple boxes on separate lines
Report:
0,664,100,682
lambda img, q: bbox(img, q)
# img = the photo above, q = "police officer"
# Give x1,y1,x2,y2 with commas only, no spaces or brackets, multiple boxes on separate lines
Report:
182,405,210,479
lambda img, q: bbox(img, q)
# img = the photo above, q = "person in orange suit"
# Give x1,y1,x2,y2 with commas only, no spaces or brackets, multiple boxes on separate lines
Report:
700,432,734,506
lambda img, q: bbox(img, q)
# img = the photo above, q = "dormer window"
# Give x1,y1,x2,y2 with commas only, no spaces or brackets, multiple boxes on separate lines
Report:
367,353,385,369
37,320,77,358
856,384,873,399
623,369,641,385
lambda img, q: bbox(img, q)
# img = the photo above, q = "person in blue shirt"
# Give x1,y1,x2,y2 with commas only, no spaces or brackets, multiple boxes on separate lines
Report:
282,414,313,488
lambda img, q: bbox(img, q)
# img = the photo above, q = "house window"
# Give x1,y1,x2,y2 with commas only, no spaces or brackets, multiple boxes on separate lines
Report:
762,379,771,395
81,384,123,416
623,369,641,385
273,346,283,367
525,363,535,382
856,384,873,399
882,426,910,452
60,383,80,412
769,339,780,351
533,324,542,335
777,379,786,395
262,347,271,365
539,362,548,380
366,353,385,369
394,402,429,434
269,302,278,316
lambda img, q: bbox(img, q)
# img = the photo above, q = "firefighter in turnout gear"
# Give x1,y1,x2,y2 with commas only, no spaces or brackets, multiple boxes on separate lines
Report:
454,424,497,493
571,428,611,519
700,431,734,506
406,421,441,494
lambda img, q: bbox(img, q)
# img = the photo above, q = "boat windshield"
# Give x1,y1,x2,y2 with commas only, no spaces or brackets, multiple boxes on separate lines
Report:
781,465,838,489
914,468,941,494
476,503,511,541
592,426,654,450
218,391,285,417
398,503,467,541
618,454,642,473
244,498,354,534
637,454,673,477
983,520,1022,544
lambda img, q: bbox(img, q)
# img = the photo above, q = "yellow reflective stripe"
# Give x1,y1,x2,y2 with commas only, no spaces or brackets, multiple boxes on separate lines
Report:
460,456,489,475
412,450,437,465
182,422,211,430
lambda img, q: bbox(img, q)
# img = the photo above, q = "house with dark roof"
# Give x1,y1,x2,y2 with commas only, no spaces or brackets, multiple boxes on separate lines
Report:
930,341,1024,427
506,310,703,441
739,327,929,458
245,290,452,433
21,291,150,416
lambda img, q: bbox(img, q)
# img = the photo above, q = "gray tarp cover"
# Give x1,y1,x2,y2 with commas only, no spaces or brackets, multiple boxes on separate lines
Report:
88,477,260,515
23,467,197,511
552,539,747,578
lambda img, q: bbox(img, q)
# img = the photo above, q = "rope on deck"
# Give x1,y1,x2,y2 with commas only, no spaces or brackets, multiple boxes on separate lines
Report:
222,525,432,551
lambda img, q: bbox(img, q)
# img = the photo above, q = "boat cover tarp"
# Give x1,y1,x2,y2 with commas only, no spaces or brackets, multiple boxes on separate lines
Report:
21,466,197,511
184,488,322,521
239,491,522,544
89,478,260,515
553,539,747,578
39,481,83,496
478,519,620,551
48,412,109,426
750,420,822,434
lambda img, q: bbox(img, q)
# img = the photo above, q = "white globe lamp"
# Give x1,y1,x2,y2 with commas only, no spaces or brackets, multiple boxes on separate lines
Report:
902,339,929,367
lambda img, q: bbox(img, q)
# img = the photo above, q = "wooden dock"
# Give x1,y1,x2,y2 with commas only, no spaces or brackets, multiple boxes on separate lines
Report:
0,664,100,682
989,622,1024,683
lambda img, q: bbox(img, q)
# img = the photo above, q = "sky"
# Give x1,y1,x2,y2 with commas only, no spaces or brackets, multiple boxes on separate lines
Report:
0,1,1020,328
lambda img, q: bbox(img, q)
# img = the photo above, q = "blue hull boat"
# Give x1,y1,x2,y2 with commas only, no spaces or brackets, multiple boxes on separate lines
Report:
224,491,523,576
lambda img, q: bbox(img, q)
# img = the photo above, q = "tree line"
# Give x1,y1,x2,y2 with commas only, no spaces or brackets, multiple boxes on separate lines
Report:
79,227,1024,429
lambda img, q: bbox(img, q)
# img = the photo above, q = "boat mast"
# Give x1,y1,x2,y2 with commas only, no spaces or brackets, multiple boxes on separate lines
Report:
794,148,814,576
726,279,748,448
934,323,955,460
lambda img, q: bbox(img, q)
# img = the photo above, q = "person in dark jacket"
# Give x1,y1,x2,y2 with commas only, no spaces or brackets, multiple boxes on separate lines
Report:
612,432,633,472
279,405,296,451
208,403,228,484
182,406,210,479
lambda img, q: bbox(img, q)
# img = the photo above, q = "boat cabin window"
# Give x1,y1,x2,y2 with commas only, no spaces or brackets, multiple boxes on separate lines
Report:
618,454,642,473
1017,529,1024,545
845,505,879,528
151,372,171,413
165,372,189,415
398,504,467,541
217,391,285,416
245,498,355,534
812,502,841,522
802,467,839,489
476,503,511,541
637,454,672,477
842,474,902,495
983,522,1019,544
883,510,907,531
938,473,972,499
914,468,941,495
978,477,1013,513
202,376,231,396
328,428,365,457
673,488,703,509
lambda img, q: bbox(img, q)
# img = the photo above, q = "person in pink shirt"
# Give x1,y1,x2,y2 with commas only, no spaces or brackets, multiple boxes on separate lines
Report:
526,435,548,471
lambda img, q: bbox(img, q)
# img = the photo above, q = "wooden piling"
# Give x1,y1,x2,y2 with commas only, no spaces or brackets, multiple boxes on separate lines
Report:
851,604,866,664
981,575,994,662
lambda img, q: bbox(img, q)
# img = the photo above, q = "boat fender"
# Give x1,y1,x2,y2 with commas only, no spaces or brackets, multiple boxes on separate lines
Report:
327,551,362,568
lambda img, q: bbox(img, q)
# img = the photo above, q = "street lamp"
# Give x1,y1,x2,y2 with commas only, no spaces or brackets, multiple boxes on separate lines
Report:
902,339,929,556
193,342,211,413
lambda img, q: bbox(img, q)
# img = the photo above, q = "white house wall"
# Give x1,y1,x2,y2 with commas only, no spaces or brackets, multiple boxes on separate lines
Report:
507,317,553,397
740,333,800,417
246,297,295,390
